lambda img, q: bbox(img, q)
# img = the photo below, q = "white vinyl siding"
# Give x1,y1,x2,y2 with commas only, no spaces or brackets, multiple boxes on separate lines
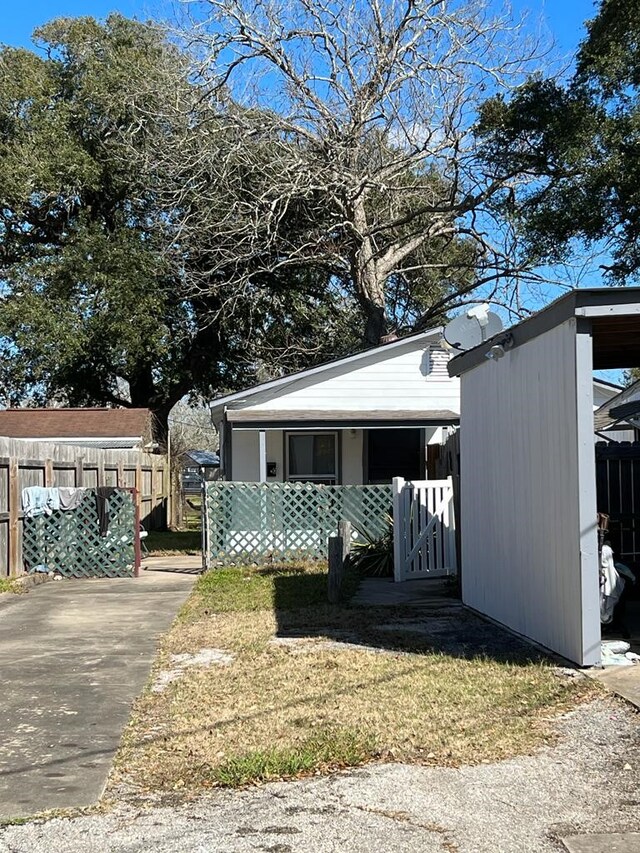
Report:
459,318,600,666
244,346,460,414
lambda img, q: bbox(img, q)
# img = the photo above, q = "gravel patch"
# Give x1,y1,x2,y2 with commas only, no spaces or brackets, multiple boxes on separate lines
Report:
152,648,235,693
1,697,638,853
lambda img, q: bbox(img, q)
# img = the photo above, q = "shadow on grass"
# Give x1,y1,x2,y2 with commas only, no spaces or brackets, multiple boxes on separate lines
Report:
271,567,555,668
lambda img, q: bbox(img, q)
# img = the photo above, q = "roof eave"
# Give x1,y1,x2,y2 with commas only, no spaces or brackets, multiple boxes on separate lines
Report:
449,287,640,378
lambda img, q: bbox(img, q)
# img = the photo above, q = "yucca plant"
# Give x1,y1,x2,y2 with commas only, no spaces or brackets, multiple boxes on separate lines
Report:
348,514,394,577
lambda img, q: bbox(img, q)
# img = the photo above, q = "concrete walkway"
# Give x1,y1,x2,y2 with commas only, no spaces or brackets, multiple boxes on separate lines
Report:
142,554,203,573
352,576,461,609
590,665,640,710
0,569,194,819
561,834,640,852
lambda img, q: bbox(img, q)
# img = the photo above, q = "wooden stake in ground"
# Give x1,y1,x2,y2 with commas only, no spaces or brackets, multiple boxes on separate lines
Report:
328,520,351,603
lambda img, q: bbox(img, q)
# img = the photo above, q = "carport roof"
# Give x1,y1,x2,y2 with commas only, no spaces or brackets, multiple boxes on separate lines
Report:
449,287,640,376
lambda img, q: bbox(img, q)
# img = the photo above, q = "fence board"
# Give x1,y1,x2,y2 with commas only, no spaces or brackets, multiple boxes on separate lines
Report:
0,436,167,577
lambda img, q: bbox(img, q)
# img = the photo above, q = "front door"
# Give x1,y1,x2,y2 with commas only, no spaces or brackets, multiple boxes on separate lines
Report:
366,428,423,484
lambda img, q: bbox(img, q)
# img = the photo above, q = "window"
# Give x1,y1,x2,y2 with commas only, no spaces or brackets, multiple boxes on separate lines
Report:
286,432,338,484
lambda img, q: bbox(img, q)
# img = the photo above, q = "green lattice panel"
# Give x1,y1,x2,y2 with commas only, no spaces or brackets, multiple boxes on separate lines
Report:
206,482,392,564
22,490,136,578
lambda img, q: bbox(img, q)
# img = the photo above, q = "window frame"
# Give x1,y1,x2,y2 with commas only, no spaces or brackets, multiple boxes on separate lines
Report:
284,430,341,485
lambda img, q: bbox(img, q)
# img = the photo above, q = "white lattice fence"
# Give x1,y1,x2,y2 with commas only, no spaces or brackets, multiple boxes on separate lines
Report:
205,482,392,565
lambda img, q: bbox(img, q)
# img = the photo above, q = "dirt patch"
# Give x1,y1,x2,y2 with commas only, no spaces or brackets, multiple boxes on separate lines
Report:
152,648,236,693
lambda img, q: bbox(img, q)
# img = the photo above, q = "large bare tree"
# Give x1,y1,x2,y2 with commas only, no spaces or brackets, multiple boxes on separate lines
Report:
179,0,546,343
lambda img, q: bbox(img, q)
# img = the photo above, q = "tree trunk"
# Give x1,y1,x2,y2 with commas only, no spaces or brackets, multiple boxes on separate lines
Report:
351,198,388,346
363,303,387,346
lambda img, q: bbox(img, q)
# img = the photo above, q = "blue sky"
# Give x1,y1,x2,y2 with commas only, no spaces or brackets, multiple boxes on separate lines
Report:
2,0,158,47
3,0,598,51
3,0,620,378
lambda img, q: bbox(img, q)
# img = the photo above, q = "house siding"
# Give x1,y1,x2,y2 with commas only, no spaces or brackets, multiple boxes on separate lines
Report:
459,318,600,666
242,346,460,415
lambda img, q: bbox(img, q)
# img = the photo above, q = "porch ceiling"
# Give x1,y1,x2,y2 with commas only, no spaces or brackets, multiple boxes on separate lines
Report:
592,315,640,369
226,408,459,429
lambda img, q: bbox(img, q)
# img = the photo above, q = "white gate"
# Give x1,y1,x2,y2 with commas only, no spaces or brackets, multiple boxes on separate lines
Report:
392,477,457,582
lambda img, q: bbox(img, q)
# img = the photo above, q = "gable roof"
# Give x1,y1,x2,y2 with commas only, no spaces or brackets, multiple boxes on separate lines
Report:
209,327,445,418
0,408,152,440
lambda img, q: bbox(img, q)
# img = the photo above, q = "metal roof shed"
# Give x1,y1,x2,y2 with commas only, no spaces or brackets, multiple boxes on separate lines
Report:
449,288,640,666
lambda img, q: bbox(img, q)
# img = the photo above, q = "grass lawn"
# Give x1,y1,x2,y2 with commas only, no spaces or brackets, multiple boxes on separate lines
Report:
0,577,18,593
145,530,202,556
112,562,596,795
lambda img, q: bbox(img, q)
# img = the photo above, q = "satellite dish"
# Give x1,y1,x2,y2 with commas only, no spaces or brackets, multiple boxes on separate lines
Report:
442,304,503,352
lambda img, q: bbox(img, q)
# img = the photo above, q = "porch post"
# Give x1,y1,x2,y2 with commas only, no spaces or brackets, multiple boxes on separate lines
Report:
392,477,405,583
575,319,600,666
259,430,267,482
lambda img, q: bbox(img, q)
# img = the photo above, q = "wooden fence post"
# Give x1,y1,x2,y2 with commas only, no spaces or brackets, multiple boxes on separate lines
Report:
75,456,85,488
135,461,142,519
44,458,54,488
327,534,345,604
8,457,19,577
328,520,353,604
338,519,352,564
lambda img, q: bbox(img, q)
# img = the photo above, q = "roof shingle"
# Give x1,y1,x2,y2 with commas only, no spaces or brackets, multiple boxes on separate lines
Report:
0,408,151,439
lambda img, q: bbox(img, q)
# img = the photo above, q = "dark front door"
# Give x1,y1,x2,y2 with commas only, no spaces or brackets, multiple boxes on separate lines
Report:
366,428,423,484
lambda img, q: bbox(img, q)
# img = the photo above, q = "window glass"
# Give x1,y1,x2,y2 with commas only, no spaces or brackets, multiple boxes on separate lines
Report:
313,434,335,474
288,433,337,481
289,434,315,476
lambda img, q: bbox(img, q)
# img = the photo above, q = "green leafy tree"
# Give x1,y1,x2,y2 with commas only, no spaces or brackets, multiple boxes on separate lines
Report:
475,0,640,283
0,15,358,441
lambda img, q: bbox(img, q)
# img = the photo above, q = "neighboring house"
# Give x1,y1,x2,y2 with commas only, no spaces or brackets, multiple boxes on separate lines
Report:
0,408,156,450
182,450,220,493
209,328,461,485
594,377,640,441
593,377,637,442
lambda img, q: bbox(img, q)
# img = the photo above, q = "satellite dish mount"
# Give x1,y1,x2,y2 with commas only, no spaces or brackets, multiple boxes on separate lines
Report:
442,304,504,352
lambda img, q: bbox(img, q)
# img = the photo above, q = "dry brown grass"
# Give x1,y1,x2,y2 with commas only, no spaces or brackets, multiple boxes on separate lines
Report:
112,564,597,794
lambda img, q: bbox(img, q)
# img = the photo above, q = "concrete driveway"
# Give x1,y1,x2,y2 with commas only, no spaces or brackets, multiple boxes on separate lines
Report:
0,569,195,819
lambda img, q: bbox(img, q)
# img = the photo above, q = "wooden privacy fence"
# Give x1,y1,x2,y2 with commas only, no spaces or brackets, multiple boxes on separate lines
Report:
393,477,457,581
204,481,392,566
0,437,167,577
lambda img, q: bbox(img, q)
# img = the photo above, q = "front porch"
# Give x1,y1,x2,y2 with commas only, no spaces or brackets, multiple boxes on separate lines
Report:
220,415,458,486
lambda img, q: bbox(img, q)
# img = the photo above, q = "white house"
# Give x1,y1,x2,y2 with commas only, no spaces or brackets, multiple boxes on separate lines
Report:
209,328,460,486
209,324,629,490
